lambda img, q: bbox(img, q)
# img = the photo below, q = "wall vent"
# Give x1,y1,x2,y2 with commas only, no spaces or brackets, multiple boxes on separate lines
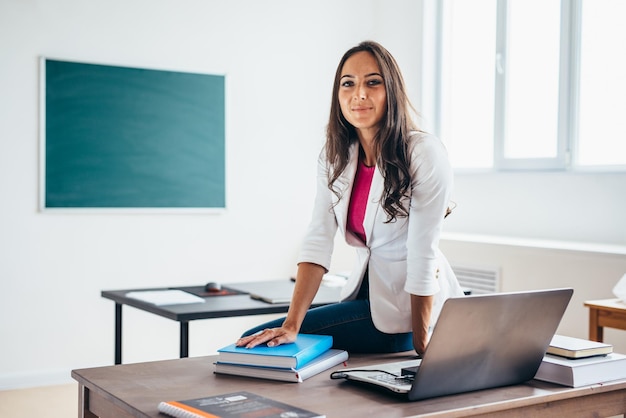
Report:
451,264,500,295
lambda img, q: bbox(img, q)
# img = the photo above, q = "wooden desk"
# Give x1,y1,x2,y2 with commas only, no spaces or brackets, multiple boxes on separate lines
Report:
101,280,341,364
72,352,626,418
584,298,626,342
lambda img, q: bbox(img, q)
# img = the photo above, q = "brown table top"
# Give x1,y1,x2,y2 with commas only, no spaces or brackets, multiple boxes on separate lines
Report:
72,352,626,418
584,298,626,311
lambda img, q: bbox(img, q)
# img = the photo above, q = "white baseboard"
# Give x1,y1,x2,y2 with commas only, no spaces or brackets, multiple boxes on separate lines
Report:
0,369,74,391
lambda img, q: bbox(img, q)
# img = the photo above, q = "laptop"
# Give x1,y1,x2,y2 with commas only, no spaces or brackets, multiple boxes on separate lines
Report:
229,279,341,305
331,288,573,401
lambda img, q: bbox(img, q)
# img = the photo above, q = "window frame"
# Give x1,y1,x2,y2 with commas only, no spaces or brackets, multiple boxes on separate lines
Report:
422,0,624,172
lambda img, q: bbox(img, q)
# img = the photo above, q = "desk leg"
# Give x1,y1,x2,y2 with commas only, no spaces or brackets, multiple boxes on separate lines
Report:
180,321,189,358
115,303,123,364
588,307,604,342
78,383,98,418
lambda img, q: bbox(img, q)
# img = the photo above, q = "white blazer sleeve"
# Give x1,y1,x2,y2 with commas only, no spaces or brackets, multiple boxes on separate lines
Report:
296,150,339,271
404,134,454,296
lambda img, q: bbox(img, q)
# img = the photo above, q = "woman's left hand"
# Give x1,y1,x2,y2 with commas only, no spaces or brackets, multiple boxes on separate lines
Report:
411,294,434,356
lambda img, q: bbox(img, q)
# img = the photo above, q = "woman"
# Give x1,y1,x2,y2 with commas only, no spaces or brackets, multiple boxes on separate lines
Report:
237,41,464,356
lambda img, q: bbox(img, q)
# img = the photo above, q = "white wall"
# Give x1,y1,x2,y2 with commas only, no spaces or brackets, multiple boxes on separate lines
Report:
445,171,626,246
440,236,626,354
0,0,422,389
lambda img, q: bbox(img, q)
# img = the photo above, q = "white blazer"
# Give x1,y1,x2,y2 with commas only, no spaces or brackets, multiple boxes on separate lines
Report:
297,132,464,333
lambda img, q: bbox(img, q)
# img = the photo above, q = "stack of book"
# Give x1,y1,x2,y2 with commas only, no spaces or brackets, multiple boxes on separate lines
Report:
214,334,348,383
546,334,613,359
535,334,626,387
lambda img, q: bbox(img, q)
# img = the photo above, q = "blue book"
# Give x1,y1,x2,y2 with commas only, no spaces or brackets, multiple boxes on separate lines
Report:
217,334,333,369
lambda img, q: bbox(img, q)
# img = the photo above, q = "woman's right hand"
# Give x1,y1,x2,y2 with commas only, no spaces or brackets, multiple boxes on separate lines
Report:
236,326,298,349
236,262,326,349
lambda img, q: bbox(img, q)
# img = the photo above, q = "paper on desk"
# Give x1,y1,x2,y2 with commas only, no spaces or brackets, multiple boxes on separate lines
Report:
613,273,626,303
126,290,205,306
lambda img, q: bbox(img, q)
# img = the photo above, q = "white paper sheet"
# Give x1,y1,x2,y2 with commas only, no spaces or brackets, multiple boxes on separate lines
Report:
126,290,205,306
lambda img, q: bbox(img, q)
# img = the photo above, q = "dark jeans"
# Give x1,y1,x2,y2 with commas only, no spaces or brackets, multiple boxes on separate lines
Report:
241,281,414,353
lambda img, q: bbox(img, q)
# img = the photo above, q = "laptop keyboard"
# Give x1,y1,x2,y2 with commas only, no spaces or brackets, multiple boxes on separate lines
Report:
370,373,414,385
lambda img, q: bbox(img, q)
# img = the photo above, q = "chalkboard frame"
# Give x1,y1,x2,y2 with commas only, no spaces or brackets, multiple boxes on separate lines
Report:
39,57,226,212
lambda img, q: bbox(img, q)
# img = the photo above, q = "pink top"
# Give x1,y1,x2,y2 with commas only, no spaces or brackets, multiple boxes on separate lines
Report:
347,160,376,244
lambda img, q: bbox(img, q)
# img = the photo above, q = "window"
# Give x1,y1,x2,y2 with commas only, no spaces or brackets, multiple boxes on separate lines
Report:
439,0,496,169
425,0,626,171
502,0,561,161
577,0,626,167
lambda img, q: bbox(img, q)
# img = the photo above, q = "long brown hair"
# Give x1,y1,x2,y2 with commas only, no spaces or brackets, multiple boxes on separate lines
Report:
326,41,418,222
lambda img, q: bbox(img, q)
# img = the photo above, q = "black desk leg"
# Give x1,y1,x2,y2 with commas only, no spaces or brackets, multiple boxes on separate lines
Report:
180,321,189,358
115,303,122,364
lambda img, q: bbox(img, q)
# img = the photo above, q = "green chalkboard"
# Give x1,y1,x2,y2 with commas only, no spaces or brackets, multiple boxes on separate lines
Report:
42,58,225,209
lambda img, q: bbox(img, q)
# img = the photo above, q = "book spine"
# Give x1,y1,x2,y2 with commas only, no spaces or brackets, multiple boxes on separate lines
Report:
296,350,349,381
293,337,333,368
214,363,300,383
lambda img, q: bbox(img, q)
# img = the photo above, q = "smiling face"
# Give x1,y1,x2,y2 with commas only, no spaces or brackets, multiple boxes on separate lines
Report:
338,51,387,140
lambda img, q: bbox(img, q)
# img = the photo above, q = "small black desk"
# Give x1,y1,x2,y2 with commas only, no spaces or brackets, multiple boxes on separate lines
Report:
101,280,342,364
